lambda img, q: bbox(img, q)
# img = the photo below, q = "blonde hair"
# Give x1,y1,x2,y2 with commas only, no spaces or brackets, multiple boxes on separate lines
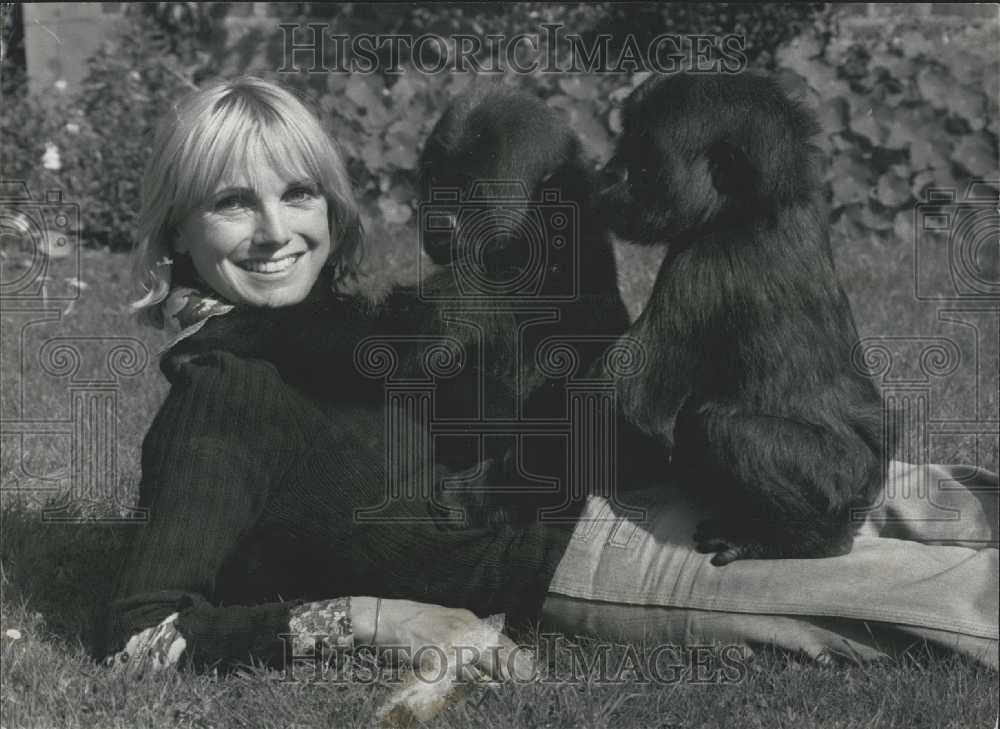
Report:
131,76,363,323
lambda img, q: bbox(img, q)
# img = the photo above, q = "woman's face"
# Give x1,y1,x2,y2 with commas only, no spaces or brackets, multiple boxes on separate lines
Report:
175,165,331,307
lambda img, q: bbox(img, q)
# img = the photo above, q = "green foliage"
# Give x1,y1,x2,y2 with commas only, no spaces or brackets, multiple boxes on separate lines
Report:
4,3,995,257
0,10,205,249
594,2,824,68
776,16,999,243
2,2,829,249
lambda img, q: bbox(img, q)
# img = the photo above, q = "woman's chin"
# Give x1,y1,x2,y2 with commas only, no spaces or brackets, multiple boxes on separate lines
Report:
220,281,313,308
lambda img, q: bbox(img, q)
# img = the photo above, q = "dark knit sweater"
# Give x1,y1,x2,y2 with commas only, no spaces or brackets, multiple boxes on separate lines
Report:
107,346,572,669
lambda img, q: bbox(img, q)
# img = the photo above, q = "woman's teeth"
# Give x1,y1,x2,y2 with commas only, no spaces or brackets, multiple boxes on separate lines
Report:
239,255,299,274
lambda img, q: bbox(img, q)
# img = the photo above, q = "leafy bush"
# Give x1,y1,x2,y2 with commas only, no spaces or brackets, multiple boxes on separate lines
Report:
1,8,206,249
776,14,999,243
4,2,995,259
593,2,824,69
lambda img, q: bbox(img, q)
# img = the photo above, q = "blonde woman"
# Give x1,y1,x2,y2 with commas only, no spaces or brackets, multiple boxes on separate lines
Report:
109,79,542,721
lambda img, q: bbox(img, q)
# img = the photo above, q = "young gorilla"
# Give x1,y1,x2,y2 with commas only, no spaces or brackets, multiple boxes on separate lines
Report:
598,73,890,565
179,85,657,525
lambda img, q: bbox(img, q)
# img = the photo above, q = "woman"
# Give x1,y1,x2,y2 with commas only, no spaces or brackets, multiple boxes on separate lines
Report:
109,76,998,692
109,77,552,696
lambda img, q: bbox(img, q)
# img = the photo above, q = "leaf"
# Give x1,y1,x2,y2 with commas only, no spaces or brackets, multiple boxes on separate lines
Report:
388,183,414,204
609,85,633,105
334,135,360,163
816,96,848,135
377,195,412,226
943,85,987,130
821,35,854,68
910,138,952,171
915,67,951,111
870,48,915,81
608,107,624,136
895,31,934,60
920,166,961,195
832,204,868,243
346,75,388,130
383,120,420,170
829,154,873,207
572,110,612,162
893,209,915,244
787,57,849,100
558,77,599,101
849,107,883,146
360,135,386,171
546,95,612,162
910,169,937,198
776,32,823,68
858,205,892,231
389,76,417,107
832,134,854,153
951,134,997,177
875,172,912,208
884,114,922,151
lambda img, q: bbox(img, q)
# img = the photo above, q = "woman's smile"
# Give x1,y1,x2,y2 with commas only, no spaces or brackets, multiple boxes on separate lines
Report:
236,251,305,275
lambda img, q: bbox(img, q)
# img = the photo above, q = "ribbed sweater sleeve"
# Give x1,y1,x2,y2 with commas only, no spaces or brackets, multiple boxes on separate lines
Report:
107,344,575,667
108,350,302,668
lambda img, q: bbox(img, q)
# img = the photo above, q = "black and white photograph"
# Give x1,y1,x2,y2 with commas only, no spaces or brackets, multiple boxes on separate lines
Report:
1,3,997,727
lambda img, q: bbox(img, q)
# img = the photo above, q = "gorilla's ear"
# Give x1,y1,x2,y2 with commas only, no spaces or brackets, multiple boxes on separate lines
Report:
707,141,754,198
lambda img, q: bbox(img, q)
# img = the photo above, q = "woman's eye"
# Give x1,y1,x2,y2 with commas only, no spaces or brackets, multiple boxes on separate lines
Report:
284,185,319,203
212,193,252,211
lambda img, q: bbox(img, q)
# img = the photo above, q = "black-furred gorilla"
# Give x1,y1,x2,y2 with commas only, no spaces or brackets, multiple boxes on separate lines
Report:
598,72,890,565
178,85,659,524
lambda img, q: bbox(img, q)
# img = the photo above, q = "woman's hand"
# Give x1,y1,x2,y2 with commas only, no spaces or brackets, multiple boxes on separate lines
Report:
104,612,187,680
352,597,535,724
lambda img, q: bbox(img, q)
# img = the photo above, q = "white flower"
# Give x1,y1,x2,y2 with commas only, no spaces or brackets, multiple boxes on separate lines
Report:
65,122,80,134
42,143,62,171
5,629,22,640
54,79,68,92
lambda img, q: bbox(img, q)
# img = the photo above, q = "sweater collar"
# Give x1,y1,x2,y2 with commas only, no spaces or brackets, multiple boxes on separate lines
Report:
160,286,234,352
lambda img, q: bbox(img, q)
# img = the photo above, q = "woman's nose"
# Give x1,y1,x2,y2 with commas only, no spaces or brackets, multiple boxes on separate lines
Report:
252,201,291,247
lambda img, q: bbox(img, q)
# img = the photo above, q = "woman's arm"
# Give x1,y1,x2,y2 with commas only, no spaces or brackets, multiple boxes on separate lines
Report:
107,349,308,668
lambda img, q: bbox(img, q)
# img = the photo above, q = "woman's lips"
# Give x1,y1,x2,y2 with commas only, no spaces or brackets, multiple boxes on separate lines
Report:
237,253,303,274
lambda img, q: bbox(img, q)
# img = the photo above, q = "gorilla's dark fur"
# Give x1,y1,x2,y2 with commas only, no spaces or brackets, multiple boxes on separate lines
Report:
598,73,890,564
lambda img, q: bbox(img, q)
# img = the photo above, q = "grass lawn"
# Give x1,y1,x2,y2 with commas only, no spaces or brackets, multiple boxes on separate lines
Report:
1,215,998,727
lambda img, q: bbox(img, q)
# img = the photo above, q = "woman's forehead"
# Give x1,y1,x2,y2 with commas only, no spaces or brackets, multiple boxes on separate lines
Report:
209,142,315,191
210,164,312,191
